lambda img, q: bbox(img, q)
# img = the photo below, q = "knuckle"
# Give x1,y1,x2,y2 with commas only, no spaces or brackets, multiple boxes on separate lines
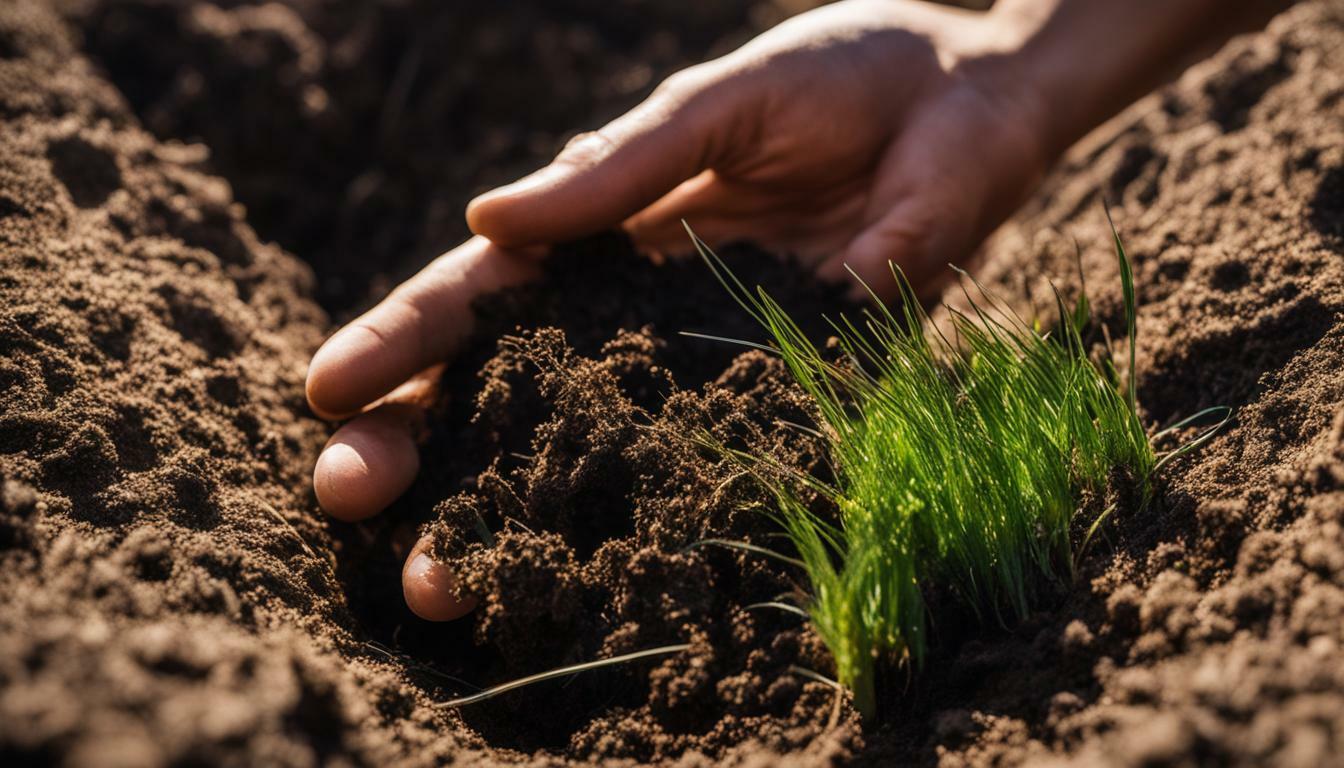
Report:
349,318,394,351
653,69,694,100
556,129,615,167
653,62,717,105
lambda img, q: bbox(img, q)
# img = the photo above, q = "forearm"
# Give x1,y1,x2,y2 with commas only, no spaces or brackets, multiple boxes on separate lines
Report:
990,0,1295,159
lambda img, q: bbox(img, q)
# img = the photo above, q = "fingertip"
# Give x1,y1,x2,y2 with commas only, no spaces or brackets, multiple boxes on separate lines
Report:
466,167,567,247
465,190,502,242
305,345,338,419
313,409,421,521
403,548,477,622
306,326,387,419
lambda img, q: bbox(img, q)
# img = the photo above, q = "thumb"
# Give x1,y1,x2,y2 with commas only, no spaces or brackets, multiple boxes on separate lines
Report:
467,64,739,248
818,198,958,306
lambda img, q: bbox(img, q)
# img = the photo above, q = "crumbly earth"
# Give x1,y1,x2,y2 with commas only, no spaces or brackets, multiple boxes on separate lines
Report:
2,0,1343,766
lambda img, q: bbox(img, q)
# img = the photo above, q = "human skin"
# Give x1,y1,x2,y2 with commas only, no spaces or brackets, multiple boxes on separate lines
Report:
305,0,1292,621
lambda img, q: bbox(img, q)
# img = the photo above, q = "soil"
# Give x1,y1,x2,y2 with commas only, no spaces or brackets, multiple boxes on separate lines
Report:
2,1,1344,767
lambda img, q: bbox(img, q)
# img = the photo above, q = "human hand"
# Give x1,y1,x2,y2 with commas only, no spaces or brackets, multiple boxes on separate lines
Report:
469,0,1051,301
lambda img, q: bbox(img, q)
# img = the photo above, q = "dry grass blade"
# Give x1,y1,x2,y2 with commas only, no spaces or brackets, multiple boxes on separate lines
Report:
436,644,691,708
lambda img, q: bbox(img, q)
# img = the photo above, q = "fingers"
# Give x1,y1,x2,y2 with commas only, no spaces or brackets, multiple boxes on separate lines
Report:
624,172,871,262
315,393,476,622
467,63,745,247
306,237,541,419
623,171,784,250
403,536,477,622
818,197,952,305
313,404,424,522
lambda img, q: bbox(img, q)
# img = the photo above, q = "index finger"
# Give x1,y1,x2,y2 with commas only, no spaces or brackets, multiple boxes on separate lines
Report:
305,237,543,419
465,62,740,248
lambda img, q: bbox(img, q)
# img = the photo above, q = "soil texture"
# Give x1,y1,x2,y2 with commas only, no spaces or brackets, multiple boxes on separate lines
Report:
2,1,1344,767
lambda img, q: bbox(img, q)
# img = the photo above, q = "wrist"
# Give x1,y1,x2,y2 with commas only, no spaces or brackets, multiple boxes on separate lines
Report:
976,0,1292,164
967,0,1112,164
935,12,1061,178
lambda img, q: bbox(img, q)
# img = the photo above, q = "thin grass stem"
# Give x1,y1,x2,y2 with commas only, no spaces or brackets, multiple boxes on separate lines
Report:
437,645,691,708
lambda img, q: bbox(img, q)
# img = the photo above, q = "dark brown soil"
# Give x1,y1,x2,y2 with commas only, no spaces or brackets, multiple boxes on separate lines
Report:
3,0,1344,766
364,238,857,761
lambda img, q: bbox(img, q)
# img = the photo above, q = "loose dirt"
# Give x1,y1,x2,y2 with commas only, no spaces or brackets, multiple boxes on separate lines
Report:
2,1,1343,766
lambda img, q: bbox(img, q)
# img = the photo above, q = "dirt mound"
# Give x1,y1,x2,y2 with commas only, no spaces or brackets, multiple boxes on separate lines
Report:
3,0,1344,766
0,3,427,764
952,5,1344,763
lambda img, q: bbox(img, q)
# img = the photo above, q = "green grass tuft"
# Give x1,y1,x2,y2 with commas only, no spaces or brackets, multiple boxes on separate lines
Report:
688,224,1162,721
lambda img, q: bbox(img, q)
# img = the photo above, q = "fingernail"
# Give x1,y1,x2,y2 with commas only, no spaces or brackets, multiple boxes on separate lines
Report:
403,551,477,621
406,552,433,581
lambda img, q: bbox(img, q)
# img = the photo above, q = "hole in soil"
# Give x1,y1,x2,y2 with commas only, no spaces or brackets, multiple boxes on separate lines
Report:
1141,293,1332,422
1309,165,1344,239
205,371,243,407
110,405,160,473
458,666,657,753
0,194,29,221
39,424,122,519
1107,143,1167,206
1209,259,1251,292
1204,52,1292,132
156,284,245,357
46,135,121,208
0,363,23,396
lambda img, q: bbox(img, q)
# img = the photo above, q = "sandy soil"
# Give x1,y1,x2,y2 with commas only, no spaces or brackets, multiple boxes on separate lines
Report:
2,1,1343,766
